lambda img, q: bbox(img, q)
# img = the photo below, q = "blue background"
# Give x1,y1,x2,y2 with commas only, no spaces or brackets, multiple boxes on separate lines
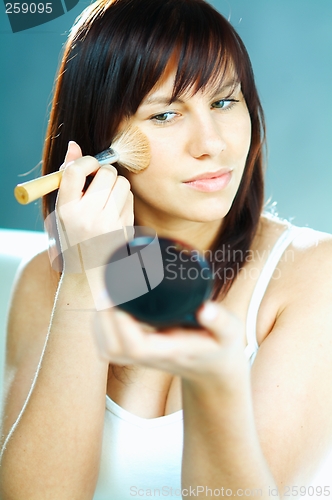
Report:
0,0,331,233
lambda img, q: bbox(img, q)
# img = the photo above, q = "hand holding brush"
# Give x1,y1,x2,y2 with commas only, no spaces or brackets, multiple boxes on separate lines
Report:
14,126,150,205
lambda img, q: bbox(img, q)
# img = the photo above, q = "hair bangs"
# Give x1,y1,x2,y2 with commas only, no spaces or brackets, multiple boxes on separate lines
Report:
170,9,242,100
93,0,248,115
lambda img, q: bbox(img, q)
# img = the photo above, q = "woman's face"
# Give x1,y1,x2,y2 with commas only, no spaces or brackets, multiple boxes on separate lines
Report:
125,67,251,228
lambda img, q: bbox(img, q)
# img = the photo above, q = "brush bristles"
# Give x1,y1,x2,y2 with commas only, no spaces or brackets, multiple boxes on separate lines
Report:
112,126,151,173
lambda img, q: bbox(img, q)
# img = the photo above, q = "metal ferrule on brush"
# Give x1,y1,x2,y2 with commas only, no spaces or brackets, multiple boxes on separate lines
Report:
94,148,120,165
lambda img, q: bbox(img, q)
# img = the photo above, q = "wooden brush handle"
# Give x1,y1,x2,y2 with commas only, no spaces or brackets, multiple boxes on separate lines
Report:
14,170,63,205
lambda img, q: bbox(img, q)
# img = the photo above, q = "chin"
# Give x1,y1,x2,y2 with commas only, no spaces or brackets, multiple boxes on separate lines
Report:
182,199,233,223
179,208,231,224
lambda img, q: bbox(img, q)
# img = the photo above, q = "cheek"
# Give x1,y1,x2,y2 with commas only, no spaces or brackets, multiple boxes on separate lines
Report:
228,120,251,170
130,133,182,192
241,109,252,154
234,111,251,153
245,115,252,151
125,147,172,197
147,132,182,173
122,134,169,189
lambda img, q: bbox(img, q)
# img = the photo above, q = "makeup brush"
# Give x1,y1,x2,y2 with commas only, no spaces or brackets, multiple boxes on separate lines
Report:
14,126,150,205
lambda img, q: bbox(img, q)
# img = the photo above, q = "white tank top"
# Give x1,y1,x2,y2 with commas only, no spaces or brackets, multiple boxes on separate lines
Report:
93,223,301,500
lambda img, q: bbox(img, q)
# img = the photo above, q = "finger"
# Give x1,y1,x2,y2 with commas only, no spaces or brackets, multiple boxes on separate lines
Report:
120,190,134,227
111,176,132,209
81,165,119,212
104,176,132,217
111,312,208,367
197,301,243,343
145,329,215,359
59,141,83,170
58,156,101,205
84,164,118,196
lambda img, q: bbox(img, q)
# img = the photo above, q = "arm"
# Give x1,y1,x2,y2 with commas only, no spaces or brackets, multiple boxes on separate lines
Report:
0,256,109,500
0,142,134,500
180,346,280,499
180,235,332,498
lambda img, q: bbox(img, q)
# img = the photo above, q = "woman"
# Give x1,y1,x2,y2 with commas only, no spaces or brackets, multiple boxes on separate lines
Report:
1,0,332,498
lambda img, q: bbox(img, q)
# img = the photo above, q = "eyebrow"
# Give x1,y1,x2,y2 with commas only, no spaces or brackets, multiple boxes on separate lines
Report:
141,78,240,107
142,95,184,106
208,78,241,97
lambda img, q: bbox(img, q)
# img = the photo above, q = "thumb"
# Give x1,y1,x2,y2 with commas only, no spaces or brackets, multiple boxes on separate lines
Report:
197,301,243,341
60,141,83,170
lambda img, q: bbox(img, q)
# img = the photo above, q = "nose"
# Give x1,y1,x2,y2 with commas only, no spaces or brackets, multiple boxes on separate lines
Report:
187,112,226,159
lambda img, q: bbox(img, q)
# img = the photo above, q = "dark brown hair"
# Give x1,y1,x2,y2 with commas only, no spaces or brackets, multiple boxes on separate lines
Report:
42,0,265,299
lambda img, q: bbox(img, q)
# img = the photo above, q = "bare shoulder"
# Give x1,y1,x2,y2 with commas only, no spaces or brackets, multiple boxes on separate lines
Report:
1,250,59,445
260,212,332,289
249,213,332,344
257,214,332,342
259,215,332,346
6,249,59,365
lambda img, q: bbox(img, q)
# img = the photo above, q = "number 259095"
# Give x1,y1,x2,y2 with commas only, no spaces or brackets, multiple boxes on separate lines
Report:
5,3,53,14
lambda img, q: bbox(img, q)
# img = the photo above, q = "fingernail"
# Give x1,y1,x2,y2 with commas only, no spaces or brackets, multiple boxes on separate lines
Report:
99,164,118,175
199,302,219,323
60,160,74,171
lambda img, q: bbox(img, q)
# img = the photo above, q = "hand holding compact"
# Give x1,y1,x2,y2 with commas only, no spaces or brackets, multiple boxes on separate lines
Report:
94,301,249,391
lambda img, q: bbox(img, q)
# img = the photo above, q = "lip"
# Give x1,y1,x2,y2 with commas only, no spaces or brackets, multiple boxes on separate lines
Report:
183,168,233,183
183,168,233,193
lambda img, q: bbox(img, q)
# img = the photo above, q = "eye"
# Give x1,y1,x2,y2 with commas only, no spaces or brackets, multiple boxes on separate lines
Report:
150,112,178,124
211,99,239,110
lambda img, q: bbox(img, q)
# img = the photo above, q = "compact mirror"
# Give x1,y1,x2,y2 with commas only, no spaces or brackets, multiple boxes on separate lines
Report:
104,232,214,328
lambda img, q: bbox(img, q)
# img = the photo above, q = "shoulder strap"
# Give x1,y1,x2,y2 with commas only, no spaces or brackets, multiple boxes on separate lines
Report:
244,224,301,364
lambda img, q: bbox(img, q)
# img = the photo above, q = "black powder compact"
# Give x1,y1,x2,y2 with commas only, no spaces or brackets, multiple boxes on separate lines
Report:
104,229,214,328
